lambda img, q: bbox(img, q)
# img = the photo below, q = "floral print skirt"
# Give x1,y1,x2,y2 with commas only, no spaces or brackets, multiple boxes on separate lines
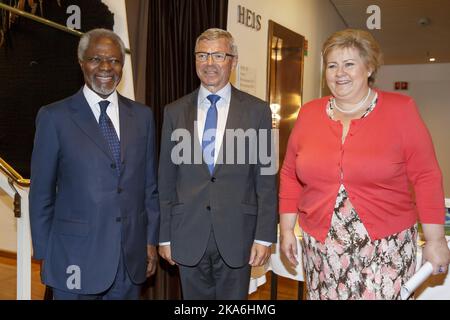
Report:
300,185,417,300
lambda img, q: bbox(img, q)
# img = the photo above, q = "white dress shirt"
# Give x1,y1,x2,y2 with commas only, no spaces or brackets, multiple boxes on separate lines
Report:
160,83,271,248
83,85,120,139
197,83,231,164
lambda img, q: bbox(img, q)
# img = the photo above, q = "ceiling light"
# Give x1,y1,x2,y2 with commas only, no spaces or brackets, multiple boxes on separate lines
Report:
418,17,431,27
429,58,436,62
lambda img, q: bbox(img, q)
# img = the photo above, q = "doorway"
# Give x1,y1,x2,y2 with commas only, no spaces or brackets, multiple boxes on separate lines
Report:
267,20,305,167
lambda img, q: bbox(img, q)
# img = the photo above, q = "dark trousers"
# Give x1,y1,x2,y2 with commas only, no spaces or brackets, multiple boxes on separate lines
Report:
52,249,142,300
178,230,251,300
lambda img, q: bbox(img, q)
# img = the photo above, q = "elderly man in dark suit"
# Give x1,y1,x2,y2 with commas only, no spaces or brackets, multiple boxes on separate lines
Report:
29,29,159,300
158,28,277,300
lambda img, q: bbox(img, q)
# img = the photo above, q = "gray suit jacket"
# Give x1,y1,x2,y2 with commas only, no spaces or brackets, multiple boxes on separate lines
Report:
158,86,277,268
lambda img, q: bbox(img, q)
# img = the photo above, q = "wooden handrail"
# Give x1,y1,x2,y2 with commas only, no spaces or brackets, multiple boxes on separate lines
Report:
0,157,30,187
0,2,131,54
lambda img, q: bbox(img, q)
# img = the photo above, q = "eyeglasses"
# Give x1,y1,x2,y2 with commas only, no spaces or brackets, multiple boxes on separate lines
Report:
194,52,235,62
84,56,122,66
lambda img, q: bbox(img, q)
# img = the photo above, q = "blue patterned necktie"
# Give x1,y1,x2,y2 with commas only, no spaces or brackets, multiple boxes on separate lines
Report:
202,94,220,174
98,100,121,176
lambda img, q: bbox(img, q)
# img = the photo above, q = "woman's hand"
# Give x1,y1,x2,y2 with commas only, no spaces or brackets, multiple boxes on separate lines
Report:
422,238,450,275
279,213,299,266
280,229,299,266
422,223,450,275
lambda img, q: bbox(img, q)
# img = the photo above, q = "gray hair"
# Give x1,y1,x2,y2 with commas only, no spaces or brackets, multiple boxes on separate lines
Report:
77,28,126,62
195,28,238,56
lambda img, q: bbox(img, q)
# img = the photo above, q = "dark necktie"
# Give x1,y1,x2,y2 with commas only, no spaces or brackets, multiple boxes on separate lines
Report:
98,100,121,176
202,94,220,174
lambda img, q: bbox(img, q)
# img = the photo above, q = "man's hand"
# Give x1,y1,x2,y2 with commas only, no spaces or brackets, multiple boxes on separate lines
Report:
158,245,176,265
146,245,158,277
249,243,271,267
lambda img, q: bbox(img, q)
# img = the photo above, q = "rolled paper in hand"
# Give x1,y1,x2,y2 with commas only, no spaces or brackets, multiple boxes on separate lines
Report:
400,262,433,300
400,241,450,300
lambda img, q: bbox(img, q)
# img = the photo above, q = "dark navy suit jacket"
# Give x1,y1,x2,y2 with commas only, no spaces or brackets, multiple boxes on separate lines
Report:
29,89,159,294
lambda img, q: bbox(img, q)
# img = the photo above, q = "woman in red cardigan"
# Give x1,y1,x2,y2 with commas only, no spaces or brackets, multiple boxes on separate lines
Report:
279,29,450,299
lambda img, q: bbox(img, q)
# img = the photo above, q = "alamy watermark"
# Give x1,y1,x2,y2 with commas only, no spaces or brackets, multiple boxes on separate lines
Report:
66,5,81,30
66,265,81,290
366,5,381,30
170,123,279,175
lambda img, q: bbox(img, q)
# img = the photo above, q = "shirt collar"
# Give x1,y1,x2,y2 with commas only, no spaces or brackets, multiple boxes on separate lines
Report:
83,84,119,109
198,82,231,107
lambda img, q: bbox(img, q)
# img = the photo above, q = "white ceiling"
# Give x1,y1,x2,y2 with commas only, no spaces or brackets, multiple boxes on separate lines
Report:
330,0,450,64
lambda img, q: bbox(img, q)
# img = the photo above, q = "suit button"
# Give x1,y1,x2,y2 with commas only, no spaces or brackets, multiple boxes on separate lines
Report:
116,217,121,222
206,206,211,211
111,163,116,169
211,177,216,182
117,188,122,194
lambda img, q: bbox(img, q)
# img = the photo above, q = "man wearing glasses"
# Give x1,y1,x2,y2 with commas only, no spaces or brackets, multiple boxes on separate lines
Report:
158,28,277,299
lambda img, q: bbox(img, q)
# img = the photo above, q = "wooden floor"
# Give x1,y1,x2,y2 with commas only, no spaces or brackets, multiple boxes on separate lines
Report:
0,256,300,300
0,256,46,300
248,272,303,300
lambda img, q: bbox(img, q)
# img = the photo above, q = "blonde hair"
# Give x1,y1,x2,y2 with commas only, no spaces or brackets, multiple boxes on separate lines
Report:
195,28,238,56
322,29,383,86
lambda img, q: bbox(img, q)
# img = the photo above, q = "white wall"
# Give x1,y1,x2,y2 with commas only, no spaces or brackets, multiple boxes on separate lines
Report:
227,0,345,103
376,63,450,197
